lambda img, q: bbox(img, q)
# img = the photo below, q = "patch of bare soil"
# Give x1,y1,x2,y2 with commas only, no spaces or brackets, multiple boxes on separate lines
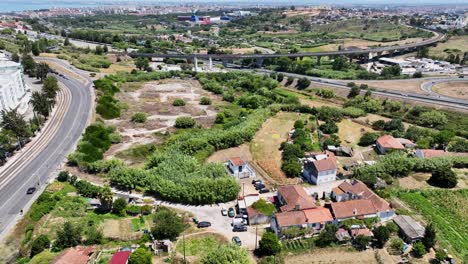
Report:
285,248,378,264
106,79,220,156
101,219,141,241
206,144,253,164
357,79,429,95
433,81,468,100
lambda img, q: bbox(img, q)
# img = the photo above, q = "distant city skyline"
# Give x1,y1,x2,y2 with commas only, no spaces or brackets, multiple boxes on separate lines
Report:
1,0,467,12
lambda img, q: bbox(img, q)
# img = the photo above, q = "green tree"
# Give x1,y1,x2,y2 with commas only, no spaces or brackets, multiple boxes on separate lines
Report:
151,207,186,240
428,166,457,188
419,110,448,128
359,132,379,146
374,226,390,248
53,222,82,250
202,244,250,264
42,76,60,100
99,186,114,211
434,130,454,146
1,109,31,141
64,37,70,46
332,56,348,71
316,224,338,247
11,52,20,62
35,62,49,82
30,234,50,257
319,120,338,134
112,197,127,216
84,226,103,245
416,47,429,58
281,159,301,178
412,241,426,258
32,42,40,56
294,119,304,129
30,91,52,119
348,86,361,98
256,232,281,257
129,248,152,264
296,77,310,90
354,235,371,250
421,222,436,250
21,54,36,75
135,57,149,70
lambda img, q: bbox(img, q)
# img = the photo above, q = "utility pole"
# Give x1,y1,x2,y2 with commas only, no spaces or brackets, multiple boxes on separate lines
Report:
183,233,186,264
255,225,258,250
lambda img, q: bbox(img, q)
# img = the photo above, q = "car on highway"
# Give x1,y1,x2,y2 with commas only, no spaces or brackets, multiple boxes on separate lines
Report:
228,207,236,217
197,221,211,228
221,208,228,216
26,187,36,195
233,224,248,232
259,188,270,194
232,236,242,246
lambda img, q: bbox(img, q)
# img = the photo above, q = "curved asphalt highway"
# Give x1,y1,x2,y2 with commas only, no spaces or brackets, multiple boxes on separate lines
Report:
0,60,93,239
421,78,468,102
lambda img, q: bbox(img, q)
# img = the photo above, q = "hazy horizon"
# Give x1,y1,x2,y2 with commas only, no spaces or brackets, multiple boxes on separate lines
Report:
1,0,467,12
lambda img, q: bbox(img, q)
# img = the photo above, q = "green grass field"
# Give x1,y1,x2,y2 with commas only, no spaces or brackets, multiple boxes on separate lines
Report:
397,189,467,260
176,233,228,257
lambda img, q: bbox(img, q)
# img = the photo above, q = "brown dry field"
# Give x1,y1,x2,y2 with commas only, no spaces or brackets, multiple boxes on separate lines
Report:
433,81,468,100
250,112,302,185
206,144,252,164
285,248,378,264
337,119,376,149
399,169,468,190
101,218,142,240
356,79,429,95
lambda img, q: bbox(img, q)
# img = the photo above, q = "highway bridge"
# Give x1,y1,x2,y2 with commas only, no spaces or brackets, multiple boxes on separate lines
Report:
127,30,445,69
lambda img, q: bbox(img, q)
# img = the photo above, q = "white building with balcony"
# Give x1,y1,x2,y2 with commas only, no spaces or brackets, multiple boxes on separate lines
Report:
0,56,29,113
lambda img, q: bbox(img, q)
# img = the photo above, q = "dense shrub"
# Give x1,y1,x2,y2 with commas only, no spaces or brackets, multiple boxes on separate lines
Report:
199,97,212,105
319,120,338,134
359,132,379,146
172,98,186,106
151,206,187,240
131,112,147,123
175,117,196,128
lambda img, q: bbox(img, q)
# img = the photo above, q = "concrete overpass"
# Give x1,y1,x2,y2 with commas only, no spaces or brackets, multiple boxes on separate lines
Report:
127,30,445,70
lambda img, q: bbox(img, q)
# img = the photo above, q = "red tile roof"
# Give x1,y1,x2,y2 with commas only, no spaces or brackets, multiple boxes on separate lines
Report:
303,207,334,224
377,135,405,150
53,246,95,264
109,251,131,264
350,228,374,237
313,153,337,172
275,210,307,227
335,180,391,212
331,199,378,219
230,157,245,166
278,185,316,212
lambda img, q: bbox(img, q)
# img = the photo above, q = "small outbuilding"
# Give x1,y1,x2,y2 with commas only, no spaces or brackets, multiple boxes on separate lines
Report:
393,215,425,243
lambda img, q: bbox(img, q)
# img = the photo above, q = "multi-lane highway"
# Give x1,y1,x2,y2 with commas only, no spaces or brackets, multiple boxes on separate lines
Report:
0,59,93,239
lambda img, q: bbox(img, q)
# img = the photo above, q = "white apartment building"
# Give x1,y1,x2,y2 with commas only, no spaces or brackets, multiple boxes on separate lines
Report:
0,57,29,112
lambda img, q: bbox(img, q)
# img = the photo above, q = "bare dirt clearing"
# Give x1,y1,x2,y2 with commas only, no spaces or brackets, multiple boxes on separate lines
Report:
105,79,220,157
284,248,378,264
207,144,253,164
357,79,429,95
251,112,302,185
432,81,468,100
